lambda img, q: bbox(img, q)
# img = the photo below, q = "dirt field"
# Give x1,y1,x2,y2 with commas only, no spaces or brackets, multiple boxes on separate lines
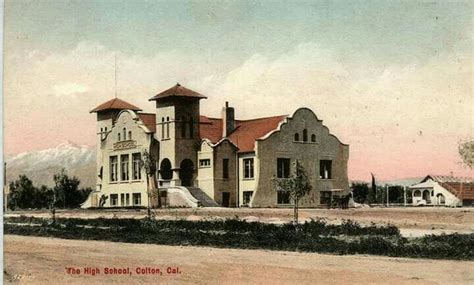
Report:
4,235,473,285
7,207,474,232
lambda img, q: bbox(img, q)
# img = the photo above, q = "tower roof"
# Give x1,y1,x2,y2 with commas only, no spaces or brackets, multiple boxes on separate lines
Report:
149,83,207,101
90,98,142,113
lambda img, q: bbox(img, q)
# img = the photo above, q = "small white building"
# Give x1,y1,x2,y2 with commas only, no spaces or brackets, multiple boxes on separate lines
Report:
410,175,474,207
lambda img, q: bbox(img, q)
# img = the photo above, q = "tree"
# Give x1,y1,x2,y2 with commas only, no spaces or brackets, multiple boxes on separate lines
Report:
272,160,312,224
8,175,36,210
142,150,160,218
458,139,473,169
351,182,369,203
53,169,89,208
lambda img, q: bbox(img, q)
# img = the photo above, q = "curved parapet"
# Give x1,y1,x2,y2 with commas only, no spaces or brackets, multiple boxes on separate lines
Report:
165,186,200,208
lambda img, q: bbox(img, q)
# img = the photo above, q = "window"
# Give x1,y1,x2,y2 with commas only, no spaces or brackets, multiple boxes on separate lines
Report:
133,193,141,206
132,153,142,180
181,116,186,138
126,193,130,206
123,128,127,140
277,158,290,178
118,133,121,141
311,134,316,142
120,194,125,206
294,133,299,141
199,159,211,168
320,160,332,179
121,154,129,181
277,191,290,204
303,129,308,142
110,194,118,206
189,117,194,138
166,117,170,138
243,191,253,206
161,117,165,139
414,190,421,197
128,131,132,140
243,158,254,179
110,156,118,182
223,159,229,179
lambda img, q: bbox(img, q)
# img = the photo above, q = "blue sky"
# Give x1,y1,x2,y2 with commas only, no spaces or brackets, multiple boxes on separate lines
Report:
4,0,473,179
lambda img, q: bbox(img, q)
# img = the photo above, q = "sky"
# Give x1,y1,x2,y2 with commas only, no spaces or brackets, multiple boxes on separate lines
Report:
4,0,473,181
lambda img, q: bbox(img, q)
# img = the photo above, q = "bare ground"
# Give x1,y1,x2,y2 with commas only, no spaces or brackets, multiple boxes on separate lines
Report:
4,235,473,285
6,207,474,231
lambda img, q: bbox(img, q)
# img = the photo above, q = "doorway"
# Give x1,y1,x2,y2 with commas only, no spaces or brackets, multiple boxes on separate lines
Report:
179,159,194,186
222,192,230,207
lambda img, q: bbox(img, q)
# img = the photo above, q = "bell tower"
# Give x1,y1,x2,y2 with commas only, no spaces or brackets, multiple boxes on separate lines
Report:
149,83,207,187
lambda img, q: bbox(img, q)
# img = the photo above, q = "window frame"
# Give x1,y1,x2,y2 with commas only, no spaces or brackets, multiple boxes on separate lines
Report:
120,154,130,181
319,160,332,179
277,191,290,204
110,194,119,206
243,158,254,179
132,193,141,206
199,159,211,168
277,158,290,178
223,158,229,179
132,153,142,180
110,155,118,182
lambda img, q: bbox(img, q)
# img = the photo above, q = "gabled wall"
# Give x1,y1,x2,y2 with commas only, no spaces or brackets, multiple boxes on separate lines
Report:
251,108,349,207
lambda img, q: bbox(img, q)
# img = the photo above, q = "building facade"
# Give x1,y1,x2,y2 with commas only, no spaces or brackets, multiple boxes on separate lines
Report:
410,175,474,207
82,83,349,208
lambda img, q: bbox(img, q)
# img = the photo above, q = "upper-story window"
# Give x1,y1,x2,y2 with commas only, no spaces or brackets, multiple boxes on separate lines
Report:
294,133,300,141
243,158,254,179
303,129,308,142
118,133,121,141
161,117,165,139
189,117,194,138
320,160,332,179
277,158,290,178
223,158,229,179
166,117,170,138
199,159,211,168
129,131,132,140
181,116,186,138
123,128,127,140
121,154,129,181
132,153,141,180
110,156,118,182
311,134,316,142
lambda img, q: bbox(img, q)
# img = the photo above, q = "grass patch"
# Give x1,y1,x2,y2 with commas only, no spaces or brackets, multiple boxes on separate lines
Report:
4,216,473,260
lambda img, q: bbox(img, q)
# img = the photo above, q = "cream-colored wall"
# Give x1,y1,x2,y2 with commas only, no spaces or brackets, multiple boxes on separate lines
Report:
197,141,214,199
99,110,151,207
251,108,349,207
238,153,259,207
411,179,461,207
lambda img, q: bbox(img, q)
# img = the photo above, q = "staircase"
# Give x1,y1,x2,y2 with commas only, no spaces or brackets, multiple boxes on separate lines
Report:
186,187,221,207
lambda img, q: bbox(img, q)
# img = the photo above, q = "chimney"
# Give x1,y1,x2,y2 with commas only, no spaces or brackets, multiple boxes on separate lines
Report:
222,101,235,137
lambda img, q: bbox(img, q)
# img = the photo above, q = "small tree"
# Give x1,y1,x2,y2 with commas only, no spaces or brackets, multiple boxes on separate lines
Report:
351,182,369,203
458,139,473,169
142,150,159,218
272,160,312,224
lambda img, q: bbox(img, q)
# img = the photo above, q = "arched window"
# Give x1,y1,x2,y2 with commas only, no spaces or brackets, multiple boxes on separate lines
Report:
123,128,127,140
128,131,132,140
161,117,165,139
118,133,121,141
189,117,194,138
166,116,170,138
311,134,316,142
294,133,300,141
303,129,308,142
413,190,421,197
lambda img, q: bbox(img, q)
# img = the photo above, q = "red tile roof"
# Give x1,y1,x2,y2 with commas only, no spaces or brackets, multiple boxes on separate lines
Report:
90,98,142,113
149,83,207,101
200,115,287,153
138,113,156,133
423,175,474,200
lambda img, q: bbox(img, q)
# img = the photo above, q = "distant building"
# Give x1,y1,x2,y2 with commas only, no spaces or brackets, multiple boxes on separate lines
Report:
410,175,474,207
82,83,349,208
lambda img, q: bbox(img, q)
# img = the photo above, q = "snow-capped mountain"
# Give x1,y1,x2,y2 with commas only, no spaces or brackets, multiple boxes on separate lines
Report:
5,141,97,188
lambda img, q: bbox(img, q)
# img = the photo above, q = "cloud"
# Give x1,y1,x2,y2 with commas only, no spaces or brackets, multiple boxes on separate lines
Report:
53,82,89,97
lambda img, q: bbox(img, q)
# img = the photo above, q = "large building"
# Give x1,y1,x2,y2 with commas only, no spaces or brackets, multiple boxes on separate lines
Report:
82,83,349,208
410,175,474,207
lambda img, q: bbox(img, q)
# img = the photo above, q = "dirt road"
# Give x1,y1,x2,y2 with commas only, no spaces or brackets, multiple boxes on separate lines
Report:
4,235,473,285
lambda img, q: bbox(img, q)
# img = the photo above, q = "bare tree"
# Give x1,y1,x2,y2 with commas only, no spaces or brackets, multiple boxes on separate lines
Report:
458,139,474,169
272,160,312,224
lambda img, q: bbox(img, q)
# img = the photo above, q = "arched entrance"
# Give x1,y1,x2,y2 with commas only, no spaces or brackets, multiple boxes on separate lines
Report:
179,159,194,186
437,193,445,205
422,190,431,204
159,159,172,180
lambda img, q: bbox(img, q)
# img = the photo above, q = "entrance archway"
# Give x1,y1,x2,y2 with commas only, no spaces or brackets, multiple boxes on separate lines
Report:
179,159,194,186
159,159,172,180
437,193,445,205
422,190,431,204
